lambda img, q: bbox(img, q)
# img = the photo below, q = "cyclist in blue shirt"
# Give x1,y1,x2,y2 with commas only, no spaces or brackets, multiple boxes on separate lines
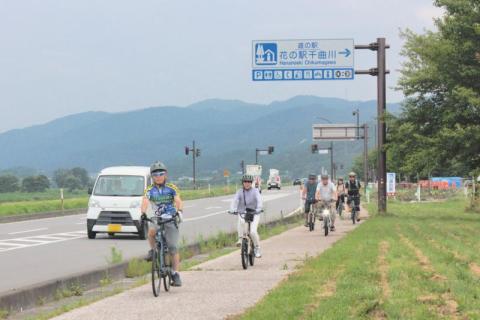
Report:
302,174,318,227
141,161,183,287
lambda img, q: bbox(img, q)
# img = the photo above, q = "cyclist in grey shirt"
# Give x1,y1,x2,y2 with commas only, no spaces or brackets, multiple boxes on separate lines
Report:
230,174,263,258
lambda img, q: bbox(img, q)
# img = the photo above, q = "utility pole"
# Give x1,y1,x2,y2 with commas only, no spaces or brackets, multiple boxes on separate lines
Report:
192,140,196,189
355,38,389,214
185,141,201,189
363,124,369,191
330,141,334,180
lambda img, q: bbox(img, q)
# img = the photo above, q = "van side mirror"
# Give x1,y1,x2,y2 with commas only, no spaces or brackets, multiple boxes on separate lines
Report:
87,187,93,195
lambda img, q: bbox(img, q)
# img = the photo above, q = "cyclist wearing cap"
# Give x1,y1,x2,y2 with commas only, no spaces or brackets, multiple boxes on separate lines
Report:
315,174,338,231
141,161,183,287
345,171,361,222
230,174,263,258
302,174,318,227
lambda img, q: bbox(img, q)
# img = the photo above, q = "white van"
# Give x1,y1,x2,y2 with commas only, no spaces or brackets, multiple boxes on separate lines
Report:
267,169,281,190
87,166,151,239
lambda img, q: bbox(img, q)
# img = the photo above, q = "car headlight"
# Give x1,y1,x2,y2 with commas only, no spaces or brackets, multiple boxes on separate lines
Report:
89,199,101,208
130,200,141,208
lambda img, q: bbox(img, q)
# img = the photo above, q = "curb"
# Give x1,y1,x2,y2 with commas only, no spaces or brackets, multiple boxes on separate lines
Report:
0,207,302,313
0,209,86,224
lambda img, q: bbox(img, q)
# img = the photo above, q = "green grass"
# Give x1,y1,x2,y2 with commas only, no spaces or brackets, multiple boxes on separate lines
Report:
239,199,480,320
0,188,87,203
0,185,235,218
0,198,88,217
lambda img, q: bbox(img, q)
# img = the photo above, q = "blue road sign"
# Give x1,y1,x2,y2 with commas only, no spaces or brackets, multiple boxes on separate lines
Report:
252,39,354,81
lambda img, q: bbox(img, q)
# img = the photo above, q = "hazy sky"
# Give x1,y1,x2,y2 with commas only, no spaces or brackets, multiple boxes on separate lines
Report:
0,0,443,133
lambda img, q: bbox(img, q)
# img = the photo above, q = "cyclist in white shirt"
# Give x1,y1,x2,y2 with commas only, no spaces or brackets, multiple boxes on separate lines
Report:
230,174,263,258
315,174,338,231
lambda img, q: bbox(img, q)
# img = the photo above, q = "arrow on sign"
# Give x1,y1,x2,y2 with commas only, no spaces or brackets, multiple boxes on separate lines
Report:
339,48,351,57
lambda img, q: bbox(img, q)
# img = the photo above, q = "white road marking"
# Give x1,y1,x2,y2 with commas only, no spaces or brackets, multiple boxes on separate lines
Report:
0,213,86,226
8,228,48,235
0,231,85,253
184,210,227,222
7,238,49,244
183,205,195,209
205,206,223,210
187,192,298,222
0,242,29,247
32,236,67,241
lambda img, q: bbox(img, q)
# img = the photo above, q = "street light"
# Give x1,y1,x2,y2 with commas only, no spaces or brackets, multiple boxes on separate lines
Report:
255,146,274,164
352,108,360,139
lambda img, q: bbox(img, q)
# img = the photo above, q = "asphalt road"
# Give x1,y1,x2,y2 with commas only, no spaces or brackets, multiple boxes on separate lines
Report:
0,186,301,295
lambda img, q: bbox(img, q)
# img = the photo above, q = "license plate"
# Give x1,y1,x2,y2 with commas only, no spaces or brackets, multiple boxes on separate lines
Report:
107,224,122,232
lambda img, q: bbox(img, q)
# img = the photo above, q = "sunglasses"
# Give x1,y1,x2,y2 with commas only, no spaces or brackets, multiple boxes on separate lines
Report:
152,171,166,177
243,180,253,183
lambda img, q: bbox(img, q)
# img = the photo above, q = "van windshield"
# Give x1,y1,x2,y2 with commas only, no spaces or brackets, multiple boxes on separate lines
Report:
93,175,145,196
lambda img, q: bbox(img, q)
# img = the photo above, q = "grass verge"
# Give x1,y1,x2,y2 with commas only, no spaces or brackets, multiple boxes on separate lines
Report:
239,199,480,320
0,186,236,218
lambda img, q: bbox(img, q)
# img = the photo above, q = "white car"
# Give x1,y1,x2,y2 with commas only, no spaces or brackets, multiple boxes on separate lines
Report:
87,166,151,239
267,175,282,190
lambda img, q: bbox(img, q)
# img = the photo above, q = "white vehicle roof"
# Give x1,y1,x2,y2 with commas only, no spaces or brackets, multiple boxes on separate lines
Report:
98,166,150,176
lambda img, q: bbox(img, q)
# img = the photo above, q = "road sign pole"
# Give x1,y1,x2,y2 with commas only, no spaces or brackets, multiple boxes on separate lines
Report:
377,38,387,213
255,149,258,165
354,38,389,214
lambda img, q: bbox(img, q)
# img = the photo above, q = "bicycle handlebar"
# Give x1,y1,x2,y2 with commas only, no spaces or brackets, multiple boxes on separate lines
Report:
142,214,177,225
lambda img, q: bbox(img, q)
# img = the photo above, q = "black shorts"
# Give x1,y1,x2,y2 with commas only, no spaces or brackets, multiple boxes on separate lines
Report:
348,195,360,210
304,199,316,213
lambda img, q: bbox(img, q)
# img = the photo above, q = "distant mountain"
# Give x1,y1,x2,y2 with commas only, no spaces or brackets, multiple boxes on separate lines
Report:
0,96,401,179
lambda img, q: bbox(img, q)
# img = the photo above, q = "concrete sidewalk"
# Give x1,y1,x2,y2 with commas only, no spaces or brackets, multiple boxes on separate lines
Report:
52,210,367,320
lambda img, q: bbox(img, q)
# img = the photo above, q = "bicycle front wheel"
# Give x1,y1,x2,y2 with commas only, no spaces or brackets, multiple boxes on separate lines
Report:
151,250,161,297
249,240,255,266
163,271,171,292
324,218,329,236
241,239,249,270
352,208,356,224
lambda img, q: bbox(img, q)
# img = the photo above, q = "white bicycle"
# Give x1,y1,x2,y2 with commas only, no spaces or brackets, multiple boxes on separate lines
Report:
319,200,335,236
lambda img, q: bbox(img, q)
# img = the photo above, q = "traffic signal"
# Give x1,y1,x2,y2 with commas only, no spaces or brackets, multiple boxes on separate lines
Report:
196,149,201,157
268,146,274,154
311,144,318,153
185,146,190,155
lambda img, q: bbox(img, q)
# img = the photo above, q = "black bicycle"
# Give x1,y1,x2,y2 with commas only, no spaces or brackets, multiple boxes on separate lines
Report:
306,199,317,232
229,209,256,270
143,215,177,297
348,195,360,225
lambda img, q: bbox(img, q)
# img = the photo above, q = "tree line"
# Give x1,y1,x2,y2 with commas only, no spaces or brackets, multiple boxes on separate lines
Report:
0,167,91,193
349,0,479,181
386,0,480,179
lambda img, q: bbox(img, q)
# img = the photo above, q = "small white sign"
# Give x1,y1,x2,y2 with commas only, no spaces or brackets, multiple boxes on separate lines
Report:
313,123,357,140
387,172,396,194
318,149,329,154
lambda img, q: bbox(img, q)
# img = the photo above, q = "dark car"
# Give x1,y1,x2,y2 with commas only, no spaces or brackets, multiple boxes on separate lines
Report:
293,178,302,186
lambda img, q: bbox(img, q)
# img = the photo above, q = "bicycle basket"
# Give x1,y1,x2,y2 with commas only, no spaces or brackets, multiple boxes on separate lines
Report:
244,208,255,222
